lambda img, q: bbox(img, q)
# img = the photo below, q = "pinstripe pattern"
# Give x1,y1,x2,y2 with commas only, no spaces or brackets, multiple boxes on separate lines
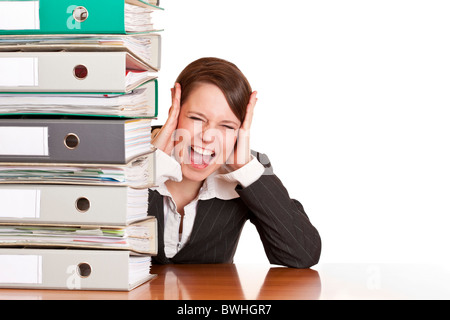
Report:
149,152,321,268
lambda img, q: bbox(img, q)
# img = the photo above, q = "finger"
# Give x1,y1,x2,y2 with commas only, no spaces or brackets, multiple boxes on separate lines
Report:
228,128,251,168
172,83,181,111
151,85,182,154
242,91,258,130
166,83,181,126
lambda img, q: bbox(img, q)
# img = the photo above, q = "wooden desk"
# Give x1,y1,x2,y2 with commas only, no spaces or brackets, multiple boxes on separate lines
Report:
1,263,450,300
0,264,321,300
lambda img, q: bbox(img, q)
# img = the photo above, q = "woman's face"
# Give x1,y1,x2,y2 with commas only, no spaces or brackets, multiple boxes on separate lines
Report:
174,83,241,182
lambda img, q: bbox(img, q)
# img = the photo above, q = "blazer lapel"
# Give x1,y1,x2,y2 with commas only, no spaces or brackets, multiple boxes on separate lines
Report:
148,189,170,264
186,199,216,244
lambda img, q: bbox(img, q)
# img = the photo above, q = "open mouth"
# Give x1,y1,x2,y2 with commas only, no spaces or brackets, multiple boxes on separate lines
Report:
188,146,216,169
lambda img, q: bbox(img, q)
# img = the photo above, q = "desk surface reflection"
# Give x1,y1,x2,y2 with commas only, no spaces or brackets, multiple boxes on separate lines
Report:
1,263,450,300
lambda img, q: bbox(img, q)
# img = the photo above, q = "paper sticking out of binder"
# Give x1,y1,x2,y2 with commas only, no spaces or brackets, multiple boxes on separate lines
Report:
0,153,155,188
0,0,163,35
0,248,155,291
0,216,157,255
0,79,157,118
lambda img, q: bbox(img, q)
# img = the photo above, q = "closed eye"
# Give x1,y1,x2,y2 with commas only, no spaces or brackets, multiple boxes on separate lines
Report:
222,124,236,130
189,116,205,122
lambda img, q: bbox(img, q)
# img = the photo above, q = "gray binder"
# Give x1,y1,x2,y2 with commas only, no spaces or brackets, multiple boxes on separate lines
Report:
0,248,155,291
0,184,150,226
0,118,153,164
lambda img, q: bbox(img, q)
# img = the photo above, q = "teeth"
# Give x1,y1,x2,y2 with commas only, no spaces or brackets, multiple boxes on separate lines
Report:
192,146,214,156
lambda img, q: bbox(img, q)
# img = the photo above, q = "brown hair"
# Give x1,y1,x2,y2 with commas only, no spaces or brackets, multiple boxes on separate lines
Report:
175,57,252,123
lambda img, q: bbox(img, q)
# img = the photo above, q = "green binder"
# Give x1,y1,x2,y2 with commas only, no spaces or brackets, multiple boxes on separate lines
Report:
0,0,162,35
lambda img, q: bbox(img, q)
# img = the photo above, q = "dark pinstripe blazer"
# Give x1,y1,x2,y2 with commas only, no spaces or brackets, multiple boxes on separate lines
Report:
148,152,321,269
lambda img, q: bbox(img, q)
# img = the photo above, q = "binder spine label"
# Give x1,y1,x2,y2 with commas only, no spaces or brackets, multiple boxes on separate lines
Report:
0,57,39,87
0,189,41,219
0,255,43,284
0,0,40,30
0,126,48,156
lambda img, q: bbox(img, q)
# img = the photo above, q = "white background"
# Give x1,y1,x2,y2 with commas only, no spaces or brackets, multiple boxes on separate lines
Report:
153,0,450,265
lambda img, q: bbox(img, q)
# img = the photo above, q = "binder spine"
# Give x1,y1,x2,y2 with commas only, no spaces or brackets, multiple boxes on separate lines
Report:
0,248,133,290
0,52,126,93
0,0,126,35
0,185,130,226
0,119,127,164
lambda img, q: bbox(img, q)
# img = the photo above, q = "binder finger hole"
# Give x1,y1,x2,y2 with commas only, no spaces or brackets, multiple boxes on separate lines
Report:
73,65,88,80
77,263,92,278
76,197,90,213
64,133,80,149
73,6,89,22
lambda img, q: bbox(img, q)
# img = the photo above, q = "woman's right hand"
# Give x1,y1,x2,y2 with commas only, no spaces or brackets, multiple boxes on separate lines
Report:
151,83,181,156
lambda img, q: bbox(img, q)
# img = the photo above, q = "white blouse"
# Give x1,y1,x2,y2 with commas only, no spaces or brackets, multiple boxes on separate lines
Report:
150,148,265,258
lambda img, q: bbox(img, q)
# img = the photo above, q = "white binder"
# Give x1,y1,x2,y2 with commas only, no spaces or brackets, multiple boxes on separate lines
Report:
0,185,150,226
0,248,155,291
0,51,156,93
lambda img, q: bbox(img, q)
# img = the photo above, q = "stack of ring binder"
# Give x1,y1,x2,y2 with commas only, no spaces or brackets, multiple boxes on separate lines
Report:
0,0,163,291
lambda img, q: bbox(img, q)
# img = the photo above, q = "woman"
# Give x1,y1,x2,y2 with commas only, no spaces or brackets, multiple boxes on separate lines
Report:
149,57,321,268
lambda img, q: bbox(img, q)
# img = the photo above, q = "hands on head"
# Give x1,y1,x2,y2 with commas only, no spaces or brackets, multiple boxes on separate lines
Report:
151,83,182,156
151,83,257,172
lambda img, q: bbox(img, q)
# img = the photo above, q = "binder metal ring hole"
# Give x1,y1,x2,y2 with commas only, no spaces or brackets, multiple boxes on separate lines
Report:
73,65,88,80
76,197,90,213
73,6,89,22
77,263,92,278
64,133,80,149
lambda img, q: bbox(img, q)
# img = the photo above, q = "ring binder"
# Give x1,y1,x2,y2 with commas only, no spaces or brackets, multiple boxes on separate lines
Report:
0,248,155,291
0,0,163,291
0,185,152,226
0,0,163,35
0,118,154,164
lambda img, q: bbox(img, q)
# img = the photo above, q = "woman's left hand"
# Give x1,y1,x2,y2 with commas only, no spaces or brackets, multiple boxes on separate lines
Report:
227,91,258,171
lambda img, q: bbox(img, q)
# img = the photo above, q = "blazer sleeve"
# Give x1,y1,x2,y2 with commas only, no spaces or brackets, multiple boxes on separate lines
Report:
235,152,322,268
